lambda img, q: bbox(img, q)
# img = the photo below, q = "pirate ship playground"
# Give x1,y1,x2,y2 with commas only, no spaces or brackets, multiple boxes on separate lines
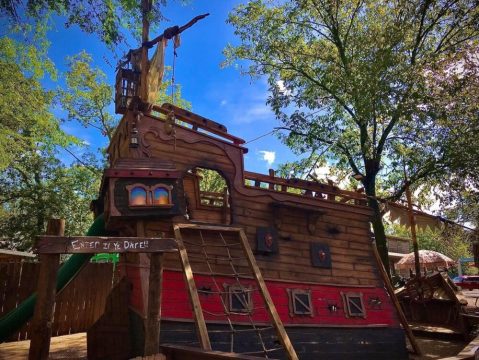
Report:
3,11,479,360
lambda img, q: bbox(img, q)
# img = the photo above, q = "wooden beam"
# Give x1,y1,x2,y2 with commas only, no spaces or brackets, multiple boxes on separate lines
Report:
29,219,64,360
371,239,422,355
160,344,267,360
405,183,421,276
35,236,178,254
173,225,212,350
238,230,299,360
153,103,246,145
174,223,242,232
139,0,152,103
144,252,164,355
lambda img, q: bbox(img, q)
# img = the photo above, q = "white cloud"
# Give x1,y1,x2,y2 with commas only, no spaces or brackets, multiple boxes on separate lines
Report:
220,99,227,106
276,80,292,95
232,103,273,124
259,150,276,166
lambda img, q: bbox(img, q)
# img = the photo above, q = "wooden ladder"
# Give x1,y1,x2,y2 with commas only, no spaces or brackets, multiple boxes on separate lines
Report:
173,223,299,360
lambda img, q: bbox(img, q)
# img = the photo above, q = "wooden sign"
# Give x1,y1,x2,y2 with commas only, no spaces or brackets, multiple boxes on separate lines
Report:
35,236,177,254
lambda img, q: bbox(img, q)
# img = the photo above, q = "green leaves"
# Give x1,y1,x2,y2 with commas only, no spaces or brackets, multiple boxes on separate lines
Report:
227,0,479,270
0,147,101,250
0,36,77,171
60,51,116,140
0,1,175,46
227,0,479,196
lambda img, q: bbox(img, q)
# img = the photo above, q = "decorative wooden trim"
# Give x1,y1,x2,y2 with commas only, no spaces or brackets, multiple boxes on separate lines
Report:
104,168,180,179
341,292,366,319
287,289,313,317
35,236,177,254
154,103,246,145
126,183,174,208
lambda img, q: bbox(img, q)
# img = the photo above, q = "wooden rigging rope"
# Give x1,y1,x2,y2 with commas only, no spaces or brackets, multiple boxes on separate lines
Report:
197,229,273,357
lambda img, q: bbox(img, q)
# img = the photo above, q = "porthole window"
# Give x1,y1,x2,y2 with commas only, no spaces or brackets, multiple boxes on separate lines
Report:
126,183,173,208
341,292,366,318
287,289,313,317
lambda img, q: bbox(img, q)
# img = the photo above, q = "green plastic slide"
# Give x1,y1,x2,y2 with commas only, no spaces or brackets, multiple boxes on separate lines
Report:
0,214,107,343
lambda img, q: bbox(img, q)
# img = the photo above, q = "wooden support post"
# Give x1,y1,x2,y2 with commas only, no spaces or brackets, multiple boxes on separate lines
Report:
405,183,421,277
139,0,152,103
268,169,275,190
238,230,299,360
173,226,212,350
144,252,164,355
29,219,64,360
371,239,421,355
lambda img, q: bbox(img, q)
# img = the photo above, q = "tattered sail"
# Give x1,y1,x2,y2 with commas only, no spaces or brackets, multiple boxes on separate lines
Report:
386,203,442,231
147,38,167,103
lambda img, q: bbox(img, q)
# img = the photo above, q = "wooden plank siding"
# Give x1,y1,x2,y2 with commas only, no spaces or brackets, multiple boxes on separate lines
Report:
0,261,114,342
105,109,394,322
105,114,382,286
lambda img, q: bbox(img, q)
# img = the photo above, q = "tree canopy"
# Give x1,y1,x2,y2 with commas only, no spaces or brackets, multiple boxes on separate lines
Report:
0,34,77,171
226,0,479,270
0,0,172,46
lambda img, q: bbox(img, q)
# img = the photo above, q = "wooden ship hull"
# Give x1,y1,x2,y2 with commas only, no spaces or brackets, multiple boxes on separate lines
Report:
96,103,409,359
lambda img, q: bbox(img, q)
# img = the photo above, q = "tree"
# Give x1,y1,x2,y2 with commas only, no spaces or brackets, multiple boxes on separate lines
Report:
421,51,479,228
386,223,476,274
225,0,479,272
0,146,100,250
60,51,117,140
0,34,77,170
0,0,172,46
0,2,195,249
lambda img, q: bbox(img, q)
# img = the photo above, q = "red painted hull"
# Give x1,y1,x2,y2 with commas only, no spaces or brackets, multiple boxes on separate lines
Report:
127,268,399,327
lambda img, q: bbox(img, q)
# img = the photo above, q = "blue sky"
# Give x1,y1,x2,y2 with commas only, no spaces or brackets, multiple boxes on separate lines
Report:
44,1,300,174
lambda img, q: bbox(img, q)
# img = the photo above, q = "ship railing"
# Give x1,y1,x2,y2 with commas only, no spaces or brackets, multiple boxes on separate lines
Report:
199,190,227,207
244,170,367,207
151,103,246,147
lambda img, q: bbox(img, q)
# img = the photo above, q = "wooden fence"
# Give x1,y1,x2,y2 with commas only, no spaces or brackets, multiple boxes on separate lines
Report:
0,260,115,342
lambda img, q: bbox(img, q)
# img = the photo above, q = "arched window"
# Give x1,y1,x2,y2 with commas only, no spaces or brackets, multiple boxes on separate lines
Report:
183,167,231,224
130,186,147,206
126,183,173,208
152,186,172,205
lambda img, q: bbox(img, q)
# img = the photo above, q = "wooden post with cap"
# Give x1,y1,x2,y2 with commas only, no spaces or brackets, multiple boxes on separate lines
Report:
28,219,64,360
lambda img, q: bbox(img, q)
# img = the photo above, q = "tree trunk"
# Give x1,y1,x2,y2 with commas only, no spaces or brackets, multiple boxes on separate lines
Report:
363,173,391,278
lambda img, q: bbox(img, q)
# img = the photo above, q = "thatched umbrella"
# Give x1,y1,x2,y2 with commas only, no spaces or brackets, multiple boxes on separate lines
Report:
396,250,454,271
